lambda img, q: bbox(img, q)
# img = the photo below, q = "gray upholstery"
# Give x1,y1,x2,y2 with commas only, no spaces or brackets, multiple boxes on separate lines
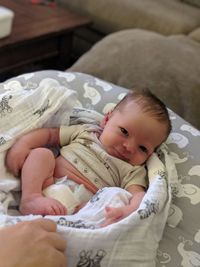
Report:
69,29,200,129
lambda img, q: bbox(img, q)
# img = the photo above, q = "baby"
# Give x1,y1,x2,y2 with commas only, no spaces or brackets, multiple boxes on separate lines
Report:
6,89,171,226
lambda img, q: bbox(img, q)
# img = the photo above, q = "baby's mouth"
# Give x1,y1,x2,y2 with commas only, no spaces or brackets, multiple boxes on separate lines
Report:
114,149,128,161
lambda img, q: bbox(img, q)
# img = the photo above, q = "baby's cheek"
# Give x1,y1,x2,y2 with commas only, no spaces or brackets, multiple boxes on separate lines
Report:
138,154,148,165
147,152,153,160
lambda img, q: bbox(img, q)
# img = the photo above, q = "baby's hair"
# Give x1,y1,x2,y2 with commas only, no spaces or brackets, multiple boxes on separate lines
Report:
114,88,172,139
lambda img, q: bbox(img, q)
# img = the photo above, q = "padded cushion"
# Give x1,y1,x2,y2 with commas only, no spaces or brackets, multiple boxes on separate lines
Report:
58,0,200,35
189,27,200,42
3,70,200,267
69,29,200,129
182,0,200,8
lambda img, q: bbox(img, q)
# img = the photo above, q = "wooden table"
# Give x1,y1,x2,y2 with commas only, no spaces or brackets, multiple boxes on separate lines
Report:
0,0,91,80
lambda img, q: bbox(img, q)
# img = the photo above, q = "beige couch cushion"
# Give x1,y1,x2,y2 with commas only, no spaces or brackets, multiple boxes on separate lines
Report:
58,0,200,35
189,27,200,42
182,0,200,8
69,29,200,129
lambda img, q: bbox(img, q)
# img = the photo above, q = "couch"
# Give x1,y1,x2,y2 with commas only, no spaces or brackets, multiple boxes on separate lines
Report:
58,0,200,129
57,0,200,56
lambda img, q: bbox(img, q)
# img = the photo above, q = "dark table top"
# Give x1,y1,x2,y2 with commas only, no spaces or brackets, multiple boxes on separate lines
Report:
0,0,91,48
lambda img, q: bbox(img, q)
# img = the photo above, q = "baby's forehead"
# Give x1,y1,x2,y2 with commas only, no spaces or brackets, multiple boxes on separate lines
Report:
117,100,142,113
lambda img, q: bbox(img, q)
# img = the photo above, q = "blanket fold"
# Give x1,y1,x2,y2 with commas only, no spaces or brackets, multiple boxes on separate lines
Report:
0,78,77,195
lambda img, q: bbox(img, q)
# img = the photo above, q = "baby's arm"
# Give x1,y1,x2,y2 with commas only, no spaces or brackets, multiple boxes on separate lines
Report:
6,128,60,176
103,185,145,227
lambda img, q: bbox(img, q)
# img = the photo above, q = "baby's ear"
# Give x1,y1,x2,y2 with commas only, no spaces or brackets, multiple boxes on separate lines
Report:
100,112,112,128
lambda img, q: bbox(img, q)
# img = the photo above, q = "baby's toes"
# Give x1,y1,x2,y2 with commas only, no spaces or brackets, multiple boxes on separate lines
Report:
50,200,67,215
56,202,67,215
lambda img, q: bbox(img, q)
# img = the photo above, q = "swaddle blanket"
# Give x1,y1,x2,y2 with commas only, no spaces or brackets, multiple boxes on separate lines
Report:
0,78,179,267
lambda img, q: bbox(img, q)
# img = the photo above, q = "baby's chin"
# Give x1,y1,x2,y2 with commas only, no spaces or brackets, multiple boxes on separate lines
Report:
127,158,147,166
116,157,146,166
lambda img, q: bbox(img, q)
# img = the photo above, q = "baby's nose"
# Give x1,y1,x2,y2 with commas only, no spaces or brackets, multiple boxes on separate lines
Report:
124,141,136,153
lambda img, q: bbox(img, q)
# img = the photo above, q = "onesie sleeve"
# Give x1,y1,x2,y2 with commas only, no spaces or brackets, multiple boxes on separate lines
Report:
121,166,148,190
59,124,83,146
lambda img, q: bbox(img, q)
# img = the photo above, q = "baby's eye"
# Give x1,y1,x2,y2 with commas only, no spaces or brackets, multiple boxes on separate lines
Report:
120,127,129,136
139,145,148,153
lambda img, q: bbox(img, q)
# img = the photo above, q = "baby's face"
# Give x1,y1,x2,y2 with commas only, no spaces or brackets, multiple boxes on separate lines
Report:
99,101,167,165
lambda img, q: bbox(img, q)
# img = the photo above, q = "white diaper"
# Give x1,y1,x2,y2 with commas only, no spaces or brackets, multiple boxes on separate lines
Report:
43,177,93,215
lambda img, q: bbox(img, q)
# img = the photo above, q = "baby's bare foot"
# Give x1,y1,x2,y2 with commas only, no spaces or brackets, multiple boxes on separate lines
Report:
20,194,67,215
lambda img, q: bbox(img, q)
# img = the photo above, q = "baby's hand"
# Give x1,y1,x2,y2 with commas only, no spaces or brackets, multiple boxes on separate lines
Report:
6,141,31,176
102,206,130,227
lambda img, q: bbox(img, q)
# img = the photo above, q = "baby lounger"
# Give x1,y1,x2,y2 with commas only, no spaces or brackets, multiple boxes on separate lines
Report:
0,70,199,267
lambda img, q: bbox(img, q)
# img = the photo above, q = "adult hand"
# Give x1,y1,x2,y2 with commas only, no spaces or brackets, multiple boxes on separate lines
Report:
0,219,67,267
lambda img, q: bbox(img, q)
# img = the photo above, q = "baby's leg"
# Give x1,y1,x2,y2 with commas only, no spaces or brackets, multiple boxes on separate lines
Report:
20,147,67,216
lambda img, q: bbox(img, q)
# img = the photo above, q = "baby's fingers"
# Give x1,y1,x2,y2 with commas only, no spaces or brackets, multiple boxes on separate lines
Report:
10,160,22,177
6,158,18,176
6,152,20,176
100,206,123,227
